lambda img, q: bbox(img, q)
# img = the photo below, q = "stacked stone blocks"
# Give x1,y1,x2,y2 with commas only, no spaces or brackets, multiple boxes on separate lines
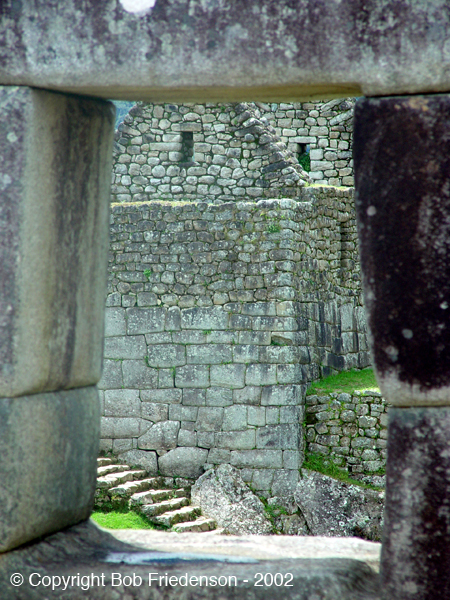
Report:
112,102,309,204
305,391,388,477
101,191,370,493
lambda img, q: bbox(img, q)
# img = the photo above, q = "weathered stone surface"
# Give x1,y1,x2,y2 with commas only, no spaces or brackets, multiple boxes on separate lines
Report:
116,449,158,476
354,94,450,406
295,470,384,542
0,521,381,599
158,447,208,478
0,87,114,397
137,421,180,452
0,387,99,553
1,1,450,101
380,407,450,599
191,464,273,535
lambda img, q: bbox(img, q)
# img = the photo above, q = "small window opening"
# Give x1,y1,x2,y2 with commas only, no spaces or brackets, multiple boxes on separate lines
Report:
298,143,310,172
180,131,194,164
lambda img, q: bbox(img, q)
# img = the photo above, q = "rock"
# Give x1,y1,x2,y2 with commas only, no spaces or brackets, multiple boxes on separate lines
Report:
158,447,208,478
191,464,273,535
137,421,180,452
0,87,113,398
116,449,158,475
0,520,382,600
0,387,100,553
294,469,384,541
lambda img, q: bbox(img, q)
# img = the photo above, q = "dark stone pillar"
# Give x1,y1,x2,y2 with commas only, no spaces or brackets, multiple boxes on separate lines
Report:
354,94,450,599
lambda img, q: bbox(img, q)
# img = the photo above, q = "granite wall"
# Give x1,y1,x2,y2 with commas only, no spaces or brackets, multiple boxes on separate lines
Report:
99,187,369,496
111,98,355,205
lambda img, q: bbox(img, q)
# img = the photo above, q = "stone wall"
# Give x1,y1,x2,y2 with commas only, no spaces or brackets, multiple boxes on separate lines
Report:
305,390,388,483
111,99,355,204
111,102,309,204
99,187,369,495
258,99,355,187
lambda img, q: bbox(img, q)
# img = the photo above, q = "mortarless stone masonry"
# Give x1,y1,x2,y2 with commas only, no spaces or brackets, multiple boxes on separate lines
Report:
110,99,355,205
100,185,369,495
305,390,389,484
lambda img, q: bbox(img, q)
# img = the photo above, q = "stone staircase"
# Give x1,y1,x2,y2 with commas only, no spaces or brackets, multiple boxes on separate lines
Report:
95,458,217,533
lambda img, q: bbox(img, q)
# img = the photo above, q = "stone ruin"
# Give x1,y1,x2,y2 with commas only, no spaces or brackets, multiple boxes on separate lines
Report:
1,2,450,599
111,98,355,204
101,99,364,492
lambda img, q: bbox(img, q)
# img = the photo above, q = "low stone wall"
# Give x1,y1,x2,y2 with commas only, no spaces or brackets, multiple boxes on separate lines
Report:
305,390,389,479
100,189,369,496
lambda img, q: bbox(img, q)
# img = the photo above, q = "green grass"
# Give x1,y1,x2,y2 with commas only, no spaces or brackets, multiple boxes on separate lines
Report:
298,152,311,172
306,368,379,395
302,453,384,491
91,510,156,530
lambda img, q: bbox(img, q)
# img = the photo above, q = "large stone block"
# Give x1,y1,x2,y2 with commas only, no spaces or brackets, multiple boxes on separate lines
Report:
122,360,158,388
0,522,382,600
230,449,283,469
137,421,180,452
104,307,126,337
256,424,301,450
0,87,114,397
104,389,140,418
381,407,450,599
210,364,246,389
147,344,186,368
175,365,209,388
0,386,99,553
1,1,450,103
97,359,123,390
158,447,208,478
354,94,450,407
191,464,273,535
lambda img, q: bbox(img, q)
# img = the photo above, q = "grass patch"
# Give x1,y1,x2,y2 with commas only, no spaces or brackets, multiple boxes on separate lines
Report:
91,510,156,530
307,368,379,395
302,453,383,491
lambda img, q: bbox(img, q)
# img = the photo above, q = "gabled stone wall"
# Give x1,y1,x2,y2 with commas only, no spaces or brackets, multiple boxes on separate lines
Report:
111,102,310,204
258,99,355,187
111,99,355,205
99,187,369,497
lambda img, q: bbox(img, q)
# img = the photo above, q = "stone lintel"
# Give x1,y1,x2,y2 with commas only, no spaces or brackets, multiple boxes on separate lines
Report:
0,387,100,553
0,86,114,397
0,2,450,100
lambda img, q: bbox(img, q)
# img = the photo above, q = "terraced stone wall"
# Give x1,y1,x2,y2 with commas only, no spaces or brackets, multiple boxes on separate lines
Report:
305,390,388,486
99,187,369,496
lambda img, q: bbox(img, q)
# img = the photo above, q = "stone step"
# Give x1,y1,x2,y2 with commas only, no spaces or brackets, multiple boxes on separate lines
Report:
139,497,189,519
97,457,113,467
152,505,201,528
97,464,130,477
172,516,216,533
96,470,147,490
109,478,157,500
129,489,174,508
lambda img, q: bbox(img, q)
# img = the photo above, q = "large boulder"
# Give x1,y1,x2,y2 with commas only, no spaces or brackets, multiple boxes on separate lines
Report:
295,469,384,541
191,464,273,535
